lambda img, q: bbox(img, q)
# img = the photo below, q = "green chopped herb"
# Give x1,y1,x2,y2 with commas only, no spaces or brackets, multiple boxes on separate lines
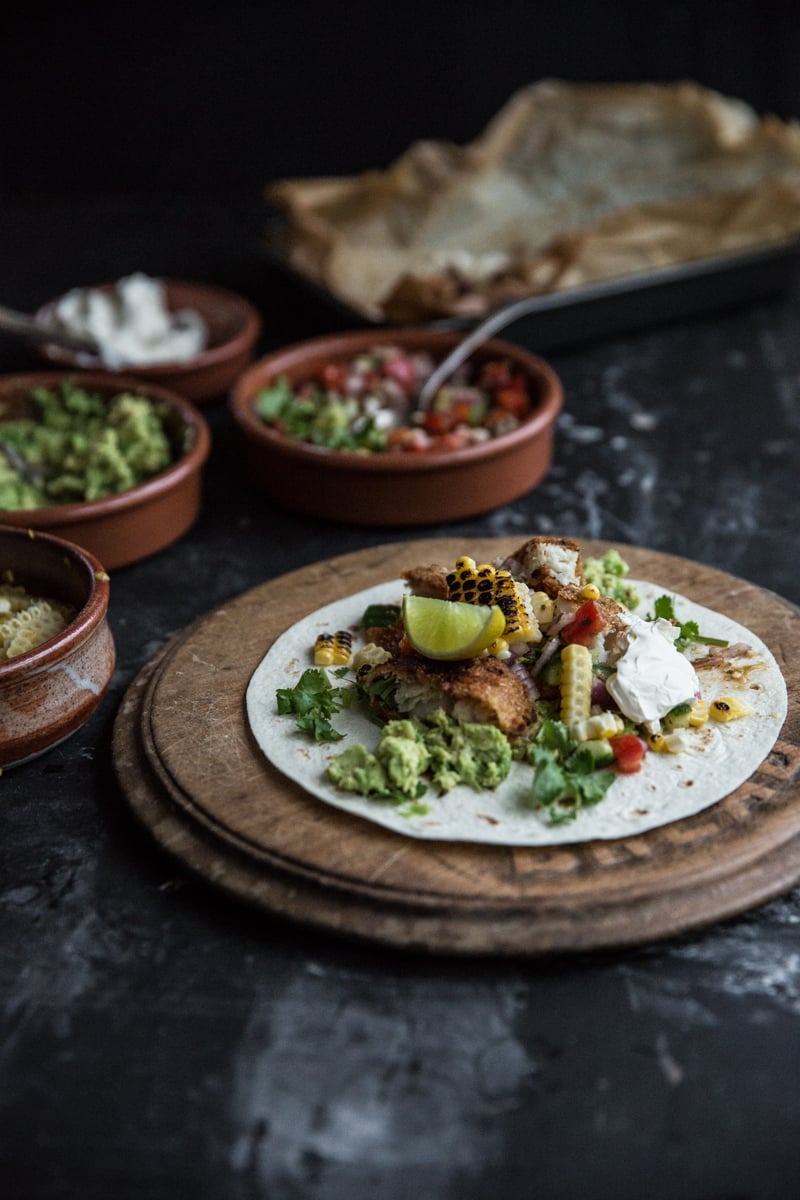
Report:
520,718,615,824
649,594,729,652
275,667,352,742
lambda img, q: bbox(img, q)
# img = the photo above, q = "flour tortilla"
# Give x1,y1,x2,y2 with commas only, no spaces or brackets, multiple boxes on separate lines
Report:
246,579,787,845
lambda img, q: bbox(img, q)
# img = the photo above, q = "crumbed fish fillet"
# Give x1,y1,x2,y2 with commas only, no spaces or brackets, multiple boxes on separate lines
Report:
500,535,585,596
402,563,449,600
359,653,535,734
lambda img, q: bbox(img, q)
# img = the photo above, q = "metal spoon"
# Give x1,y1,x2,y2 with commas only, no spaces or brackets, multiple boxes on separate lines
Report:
0,304,99,356
416,293,549,412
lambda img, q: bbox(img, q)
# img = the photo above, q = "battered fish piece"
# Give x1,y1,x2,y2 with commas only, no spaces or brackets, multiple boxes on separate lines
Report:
500,535,585,597
359,653,535,735
402,563,449,600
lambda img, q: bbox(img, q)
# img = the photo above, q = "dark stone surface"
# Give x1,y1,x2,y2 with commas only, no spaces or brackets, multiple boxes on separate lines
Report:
1,191,799,1199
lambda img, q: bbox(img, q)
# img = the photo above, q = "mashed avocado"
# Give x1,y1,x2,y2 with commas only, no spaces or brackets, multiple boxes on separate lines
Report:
584,548,641,610
0,381,173,510
326,708,512,801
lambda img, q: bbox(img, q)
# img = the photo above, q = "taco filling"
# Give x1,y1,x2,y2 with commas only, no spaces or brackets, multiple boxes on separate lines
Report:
246,537,787,845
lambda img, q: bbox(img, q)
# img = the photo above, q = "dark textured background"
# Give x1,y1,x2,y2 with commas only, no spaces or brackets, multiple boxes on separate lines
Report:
5,1,800,194
2,7,800,1199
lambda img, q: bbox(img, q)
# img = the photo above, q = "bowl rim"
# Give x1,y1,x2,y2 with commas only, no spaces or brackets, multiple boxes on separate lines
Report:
0,370,211,525
34,278,262,376
0,523,111,680
229,328,563,474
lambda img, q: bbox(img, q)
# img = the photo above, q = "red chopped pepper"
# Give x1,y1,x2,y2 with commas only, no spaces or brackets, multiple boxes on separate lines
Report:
561,600,607,645
609,734,648,774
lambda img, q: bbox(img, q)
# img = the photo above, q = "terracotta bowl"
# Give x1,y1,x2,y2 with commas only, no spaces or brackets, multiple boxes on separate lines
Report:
228,329,563,525
0,524,115,768
34,280,262,404
0,371,211,568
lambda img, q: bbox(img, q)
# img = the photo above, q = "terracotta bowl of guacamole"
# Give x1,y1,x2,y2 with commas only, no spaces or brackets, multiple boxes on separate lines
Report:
229,328,563,525
0,371,211,568
0,523,115,768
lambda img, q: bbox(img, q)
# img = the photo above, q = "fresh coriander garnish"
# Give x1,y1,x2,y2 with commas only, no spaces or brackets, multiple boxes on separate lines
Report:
649,594,729,652
275,667,352,742
522,719,615,824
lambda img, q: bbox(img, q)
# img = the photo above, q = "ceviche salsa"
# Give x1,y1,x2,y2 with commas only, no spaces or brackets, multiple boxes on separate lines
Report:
254,345,532,453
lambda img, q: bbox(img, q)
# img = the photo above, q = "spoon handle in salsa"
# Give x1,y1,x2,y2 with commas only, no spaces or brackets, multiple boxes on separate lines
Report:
415,293,550,411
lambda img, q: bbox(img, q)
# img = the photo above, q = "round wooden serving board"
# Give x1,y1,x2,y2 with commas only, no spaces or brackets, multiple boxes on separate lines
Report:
113,539,800,956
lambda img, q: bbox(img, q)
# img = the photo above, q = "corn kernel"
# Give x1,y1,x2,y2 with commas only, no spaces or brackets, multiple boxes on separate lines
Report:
709,696,751,722
581,583,601,601
647,730,687,753
572,712,624,742
689,697,709,727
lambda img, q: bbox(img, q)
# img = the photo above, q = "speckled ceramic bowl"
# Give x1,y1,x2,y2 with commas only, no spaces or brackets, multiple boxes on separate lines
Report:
34,279,262,404
0,371,211,569
228,328,563,525
0,524,115,768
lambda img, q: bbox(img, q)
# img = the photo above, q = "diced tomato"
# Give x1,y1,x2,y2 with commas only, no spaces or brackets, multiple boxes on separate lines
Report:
437,430,472,451
421,410,453,436
495,384,528,420
450,399,481,426
479,359,514,389
609,734,648,774
561,600,607,645
321,362,348,392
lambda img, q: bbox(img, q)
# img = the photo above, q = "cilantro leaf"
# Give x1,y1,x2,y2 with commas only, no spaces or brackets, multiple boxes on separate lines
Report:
275,668,352,742
525,720,616,824
649,593,728,652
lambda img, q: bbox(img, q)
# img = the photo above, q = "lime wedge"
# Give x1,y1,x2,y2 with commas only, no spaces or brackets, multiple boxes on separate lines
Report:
402,595,506,660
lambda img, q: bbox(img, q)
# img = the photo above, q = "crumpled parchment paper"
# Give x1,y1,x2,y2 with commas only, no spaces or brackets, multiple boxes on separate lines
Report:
266,79,800,321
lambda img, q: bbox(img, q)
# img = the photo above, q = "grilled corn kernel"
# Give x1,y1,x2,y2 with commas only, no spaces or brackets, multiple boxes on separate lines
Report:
572,712,624,742
647,730,687,753
560,642,593,730
581,584,601,601
314,630,353,667
709,695,751,722
689,697,709,727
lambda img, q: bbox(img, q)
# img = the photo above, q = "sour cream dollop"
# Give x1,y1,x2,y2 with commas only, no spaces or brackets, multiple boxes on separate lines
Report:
53,272,207,368
606,615,699,724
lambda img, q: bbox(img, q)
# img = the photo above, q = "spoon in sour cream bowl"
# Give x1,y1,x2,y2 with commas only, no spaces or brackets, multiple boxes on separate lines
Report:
0,303,100,356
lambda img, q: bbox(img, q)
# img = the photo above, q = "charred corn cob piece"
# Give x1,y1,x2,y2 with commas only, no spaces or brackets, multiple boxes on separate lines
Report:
313,630,353,667
560,642,593,731
446,557,540,651
709,695,751,722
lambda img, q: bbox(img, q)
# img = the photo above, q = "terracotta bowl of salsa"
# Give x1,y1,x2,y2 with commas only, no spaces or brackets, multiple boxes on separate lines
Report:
34,279,262,404
0,371,211,568
0,523,115,768
229,329,563,525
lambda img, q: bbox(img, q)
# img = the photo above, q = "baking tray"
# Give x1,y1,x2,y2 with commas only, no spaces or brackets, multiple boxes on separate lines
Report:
260,218,800,349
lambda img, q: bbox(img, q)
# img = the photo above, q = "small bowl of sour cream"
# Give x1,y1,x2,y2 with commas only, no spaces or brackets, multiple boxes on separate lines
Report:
34,274,262,404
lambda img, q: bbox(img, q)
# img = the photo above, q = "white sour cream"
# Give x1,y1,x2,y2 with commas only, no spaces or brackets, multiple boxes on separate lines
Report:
54,272,207,368
606,615,699,724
